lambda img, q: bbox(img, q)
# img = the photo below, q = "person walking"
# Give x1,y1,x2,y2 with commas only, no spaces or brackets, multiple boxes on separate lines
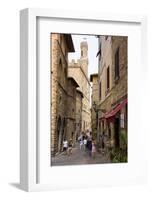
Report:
102,132,105,154
87,139,92,157
80,139,83,150
83,138,87,151
68,139,73,156
91,141,96,159
63,139,68,155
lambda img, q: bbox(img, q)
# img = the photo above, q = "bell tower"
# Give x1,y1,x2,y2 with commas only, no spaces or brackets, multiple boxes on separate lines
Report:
80,40,88,77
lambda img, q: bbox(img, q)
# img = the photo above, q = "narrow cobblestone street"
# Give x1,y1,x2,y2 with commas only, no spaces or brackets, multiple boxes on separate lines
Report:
51,143,111,166
50,34,128,165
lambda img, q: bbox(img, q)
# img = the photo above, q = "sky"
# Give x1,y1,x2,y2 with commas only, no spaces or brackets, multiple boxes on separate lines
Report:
68,34,99,77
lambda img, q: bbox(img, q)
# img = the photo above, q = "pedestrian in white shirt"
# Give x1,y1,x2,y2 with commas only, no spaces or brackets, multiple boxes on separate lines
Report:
83,138,87,151
80,139,83,150
63,139,68,155
92,141,96,159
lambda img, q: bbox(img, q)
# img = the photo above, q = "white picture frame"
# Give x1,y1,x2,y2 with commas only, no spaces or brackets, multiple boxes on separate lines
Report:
20,8,147,192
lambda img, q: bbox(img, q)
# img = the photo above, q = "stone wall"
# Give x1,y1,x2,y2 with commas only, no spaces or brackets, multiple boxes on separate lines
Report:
111,36,127,104
90,74,99,138
66,78,78,145
51,33,76,155
68,58,91,132
98,36,113,103
51,34,60,155
97,36,127,149
75,90,83,138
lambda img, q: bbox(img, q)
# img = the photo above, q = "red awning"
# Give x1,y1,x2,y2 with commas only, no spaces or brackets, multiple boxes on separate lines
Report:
105,98,127,119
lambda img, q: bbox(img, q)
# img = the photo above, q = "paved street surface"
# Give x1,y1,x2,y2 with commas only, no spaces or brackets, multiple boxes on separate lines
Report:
51,143,111,166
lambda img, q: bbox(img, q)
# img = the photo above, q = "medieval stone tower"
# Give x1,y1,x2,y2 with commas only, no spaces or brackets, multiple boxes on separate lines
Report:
68,40,91,133
80,41,89,77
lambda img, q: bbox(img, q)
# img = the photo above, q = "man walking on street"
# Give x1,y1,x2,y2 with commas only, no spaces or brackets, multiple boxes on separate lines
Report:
68,139,73,156
87,138,92,157
63,139,68,155
83,138,87,151
92,140,96,159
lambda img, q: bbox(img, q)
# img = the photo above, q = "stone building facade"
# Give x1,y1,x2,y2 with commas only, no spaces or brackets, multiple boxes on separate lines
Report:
68,41,91,134
90,73,99,139
66,77,79,146
97,36,127,151
51,33,79,156
75,88,83,139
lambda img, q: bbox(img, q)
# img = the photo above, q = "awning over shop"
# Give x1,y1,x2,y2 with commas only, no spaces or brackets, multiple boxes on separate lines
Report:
105,98,127,119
